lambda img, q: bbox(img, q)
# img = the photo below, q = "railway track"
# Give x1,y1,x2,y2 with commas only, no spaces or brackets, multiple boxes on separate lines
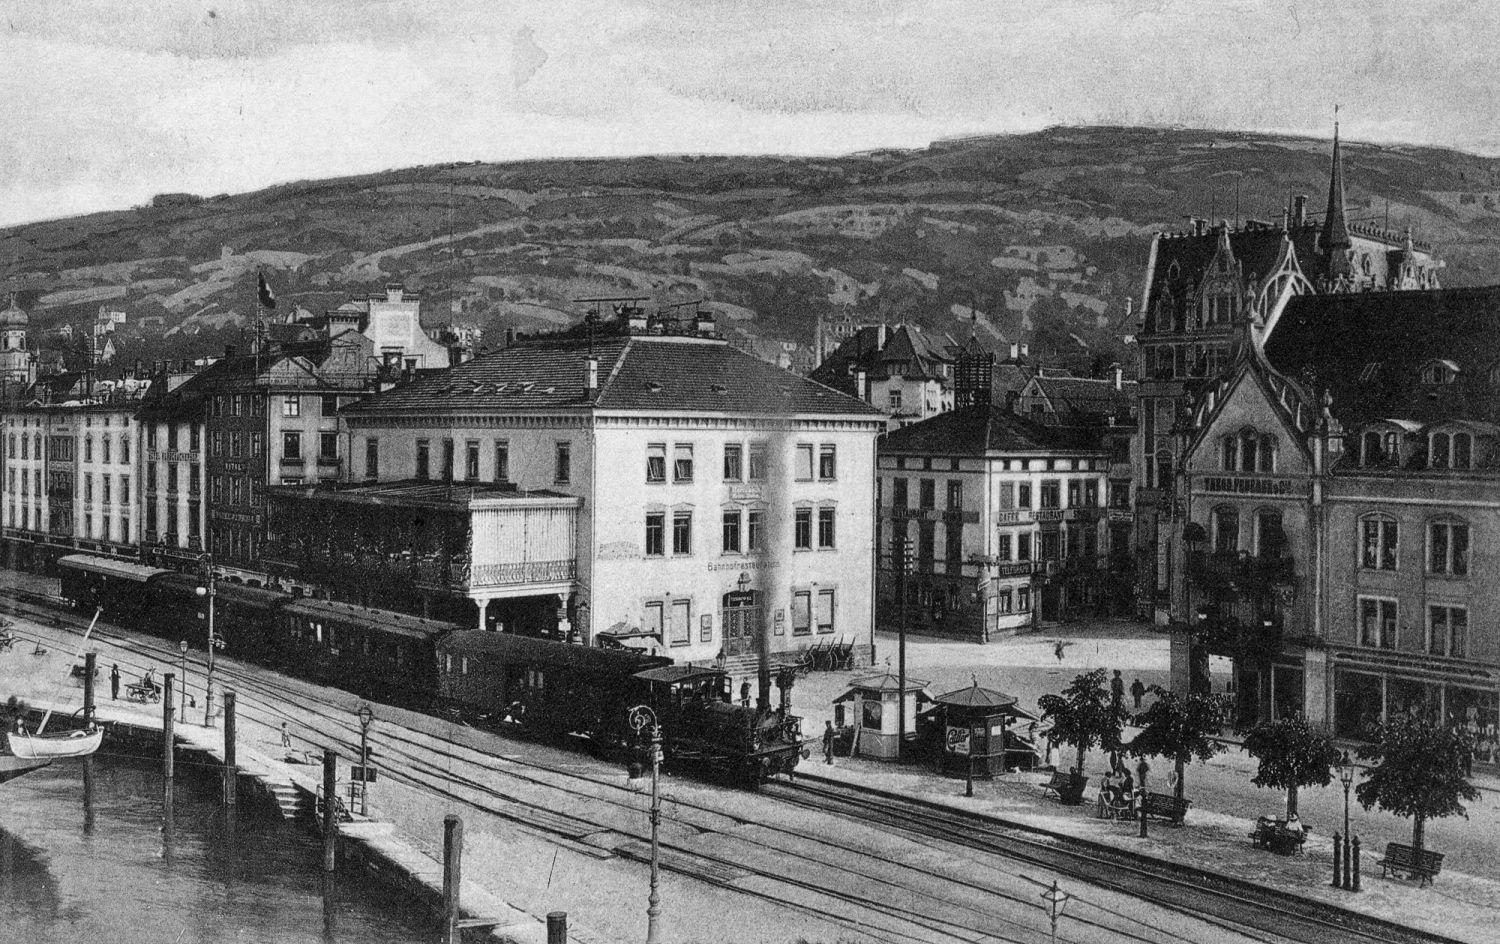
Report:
0,588,1461,944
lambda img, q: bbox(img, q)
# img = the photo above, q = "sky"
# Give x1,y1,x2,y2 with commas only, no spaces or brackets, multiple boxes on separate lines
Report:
2,0,1498,227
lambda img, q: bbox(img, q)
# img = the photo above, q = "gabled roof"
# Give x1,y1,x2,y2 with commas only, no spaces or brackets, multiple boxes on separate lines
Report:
1027,374,1137,425
347,334,882,418
809,324,953,391
1264,286,1500,426
880,403,1104,456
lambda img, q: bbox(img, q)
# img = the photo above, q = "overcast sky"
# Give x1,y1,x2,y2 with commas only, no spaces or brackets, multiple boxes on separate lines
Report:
1,0,1495,227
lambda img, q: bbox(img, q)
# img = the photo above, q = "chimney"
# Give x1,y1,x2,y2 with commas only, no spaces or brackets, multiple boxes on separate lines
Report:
504,327,517,348
1193,218,1206,237
694,310,716,337
1019,342,1029,359
1111,363,1123,390
1008,342,1019,361
855,369,867,401
585,356,599,400
1293,195,1307,227
876,323,887,350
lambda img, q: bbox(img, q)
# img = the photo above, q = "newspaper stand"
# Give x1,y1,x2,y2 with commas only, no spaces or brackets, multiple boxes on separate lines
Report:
832,672,929,761
931,680,1016,779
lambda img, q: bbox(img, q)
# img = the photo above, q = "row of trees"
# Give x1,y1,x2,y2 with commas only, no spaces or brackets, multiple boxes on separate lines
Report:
1038,668,1479,858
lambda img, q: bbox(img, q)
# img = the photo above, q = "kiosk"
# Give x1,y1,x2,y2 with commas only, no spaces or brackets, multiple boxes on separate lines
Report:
832,672,929,761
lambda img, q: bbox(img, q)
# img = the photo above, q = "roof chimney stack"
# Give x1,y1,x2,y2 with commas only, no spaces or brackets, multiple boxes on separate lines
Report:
585,356,599,400
1194,218,1206,237
855,369,867,401
876,323,887,350
1019,342,1029,360
1293,195,1307,228
1009,342,1019,361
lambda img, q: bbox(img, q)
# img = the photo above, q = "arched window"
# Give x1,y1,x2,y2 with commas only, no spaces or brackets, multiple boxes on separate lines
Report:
1430,432,1451,469
1213,506,1240,554
1258,434,1277,472
1221,436,1238,472
1362,431,1382,465
1421,360,1457,385
1453,433,1473,469
1382,431,1399,458
1238,429,1259,472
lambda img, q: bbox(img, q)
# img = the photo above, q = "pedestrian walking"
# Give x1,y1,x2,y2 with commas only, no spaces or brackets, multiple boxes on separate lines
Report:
109,663,120,701
822,721,836,765
280,721,292,752
1110,669,1125,708
740,681,751,708
1053,640,1065,662
1130,677,1146,709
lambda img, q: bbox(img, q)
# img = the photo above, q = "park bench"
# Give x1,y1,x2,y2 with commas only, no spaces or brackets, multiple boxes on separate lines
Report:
1040,770,1074,800
1376,842,1444,886
1139,791,1190,826
1249,817,1311,856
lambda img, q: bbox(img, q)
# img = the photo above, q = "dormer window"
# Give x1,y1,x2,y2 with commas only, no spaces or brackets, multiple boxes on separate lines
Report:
1420,360,1458,385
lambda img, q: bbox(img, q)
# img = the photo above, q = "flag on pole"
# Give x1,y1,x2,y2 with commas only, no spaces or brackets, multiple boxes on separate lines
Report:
257,271,277,310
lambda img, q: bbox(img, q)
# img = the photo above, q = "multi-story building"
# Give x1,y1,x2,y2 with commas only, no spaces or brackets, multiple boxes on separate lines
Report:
264,306,885,670
810,323,957,427
874,345,1115,640
1170,288,1499,760
0,296,37,391
1135,126,1445,622
135,363,210,568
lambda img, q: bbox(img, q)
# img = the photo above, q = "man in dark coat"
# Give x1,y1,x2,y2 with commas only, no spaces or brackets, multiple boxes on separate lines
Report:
1130,677,1147,709
822,721,836,765
110,664,121,700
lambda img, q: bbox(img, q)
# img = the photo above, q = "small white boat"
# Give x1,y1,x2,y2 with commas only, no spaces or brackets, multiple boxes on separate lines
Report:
6,726,103,760
0,754,51,783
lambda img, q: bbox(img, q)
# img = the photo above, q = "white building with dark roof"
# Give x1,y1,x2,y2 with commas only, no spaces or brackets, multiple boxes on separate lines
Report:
267,306,886,673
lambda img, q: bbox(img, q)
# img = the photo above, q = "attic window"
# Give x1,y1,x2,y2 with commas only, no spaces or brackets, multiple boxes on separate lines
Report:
1420,360,1459,385
710,383,729,395
645,381,663,394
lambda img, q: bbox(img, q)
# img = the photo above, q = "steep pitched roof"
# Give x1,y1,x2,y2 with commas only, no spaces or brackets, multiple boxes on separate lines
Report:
880,403,1103,456
1029,374,1137,425
809,324,953,391
1264,286,1500,426
1322,121,1351,250
346,334,882,418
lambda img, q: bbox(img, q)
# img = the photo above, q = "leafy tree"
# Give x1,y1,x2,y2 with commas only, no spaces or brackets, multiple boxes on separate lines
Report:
1037,668,1127,776
1355,716,1479,861
1242,715,1339,818
1128,685,1226,801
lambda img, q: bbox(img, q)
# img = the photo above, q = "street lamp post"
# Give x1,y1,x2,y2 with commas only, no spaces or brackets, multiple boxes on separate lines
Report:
195,554,218,728
894,534,911,762
356,704,374,816
1337,750,1355,890
628,705,663,944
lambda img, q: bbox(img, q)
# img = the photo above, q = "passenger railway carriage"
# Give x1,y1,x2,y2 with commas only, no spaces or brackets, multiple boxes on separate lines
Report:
56,553,807,784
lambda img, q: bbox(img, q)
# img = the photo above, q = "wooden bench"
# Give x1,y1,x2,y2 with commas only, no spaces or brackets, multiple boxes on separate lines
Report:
1249,818,1310,856
1139,791,1190,826
1040,770,1073,800
1376,842,1444,886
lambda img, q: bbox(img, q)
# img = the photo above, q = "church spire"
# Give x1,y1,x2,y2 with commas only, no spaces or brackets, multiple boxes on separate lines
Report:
1322,110,1351,251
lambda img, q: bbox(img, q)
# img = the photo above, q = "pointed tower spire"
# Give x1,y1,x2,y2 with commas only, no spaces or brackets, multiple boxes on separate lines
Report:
1322,109,1351,251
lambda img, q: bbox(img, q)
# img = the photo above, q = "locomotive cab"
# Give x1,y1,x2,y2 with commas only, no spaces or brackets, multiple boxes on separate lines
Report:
632,665,806,784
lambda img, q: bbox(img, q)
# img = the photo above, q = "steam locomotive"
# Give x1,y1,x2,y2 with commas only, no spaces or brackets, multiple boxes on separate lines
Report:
57,554,806,783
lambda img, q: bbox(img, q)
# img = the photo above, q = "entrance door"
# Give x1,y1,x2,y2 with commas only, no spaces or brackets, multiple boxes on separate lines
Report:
722,591,761,657
1041,584,1062,622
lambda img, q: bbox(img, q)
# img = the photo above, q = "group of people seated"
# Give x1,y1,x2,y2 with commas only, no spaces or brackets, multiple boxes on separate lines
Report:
1097,764,1138,817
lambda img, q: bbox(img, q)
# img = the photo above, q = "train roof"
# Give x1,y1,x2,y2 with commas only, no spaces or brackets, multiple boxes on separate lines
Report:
149,572,292,609
632,665,726,686
439,630,672,673
59,554,168,583
280,598,458,641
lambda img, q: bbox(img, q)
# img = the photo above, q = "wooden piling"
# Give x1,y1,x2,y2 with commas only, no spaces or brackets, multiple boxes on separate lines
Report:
322,750,337,872
442,814,463,944
222,691,237,806
547,911,568,944
82,652,96,724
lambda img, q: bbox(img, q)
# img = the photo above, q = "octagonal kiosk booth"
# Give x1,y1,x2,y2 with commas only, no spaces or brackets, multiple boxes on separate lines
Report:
832,672,929,761
929,679,1017,779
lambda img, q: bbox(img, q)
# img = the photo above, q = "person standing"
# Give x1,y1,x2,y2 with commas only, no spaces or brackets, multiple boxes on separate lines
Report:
280,721,292,752
1110,670,1125,709
1130,677,1146,709
109,664,120,701
1053,640,1065,662
822,721,836,765
740,681,751,708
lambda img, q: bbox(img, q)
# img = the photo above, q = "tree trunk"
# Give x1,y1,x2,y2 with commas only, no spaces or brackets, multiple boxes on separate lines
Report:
1412,813,1426,859
1174,754,1186,801
1075,743,1086,776
1286,784,1298,819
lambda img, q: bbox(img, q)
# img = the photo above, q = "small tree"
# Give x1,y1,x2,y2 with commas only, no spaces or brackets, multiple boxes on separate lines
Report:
1128,685,1226,801
1355,716,1479,861
1037,668,1127,777
1242,715,1339,818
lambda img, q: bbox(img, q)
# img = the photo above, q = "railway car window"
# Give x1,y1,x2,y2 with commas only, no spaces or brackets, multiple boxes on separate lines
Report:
645,513,665,556
670,600,691,647
791,591,812,636
723,444,743,482
795,444,814,481
464,440,480,480
747,509,764,552
673,444,694,482
748,443,768,481
816,589,835,634
646,443,666,482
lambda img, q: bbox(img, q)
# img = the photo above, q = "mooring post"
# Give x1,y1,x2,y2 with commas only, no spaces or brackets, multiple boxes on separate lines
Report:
322,750,337,873
82,651,96,725
222,690,237,806
162,673,176,781
547,911,568,944
443,814,464,944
